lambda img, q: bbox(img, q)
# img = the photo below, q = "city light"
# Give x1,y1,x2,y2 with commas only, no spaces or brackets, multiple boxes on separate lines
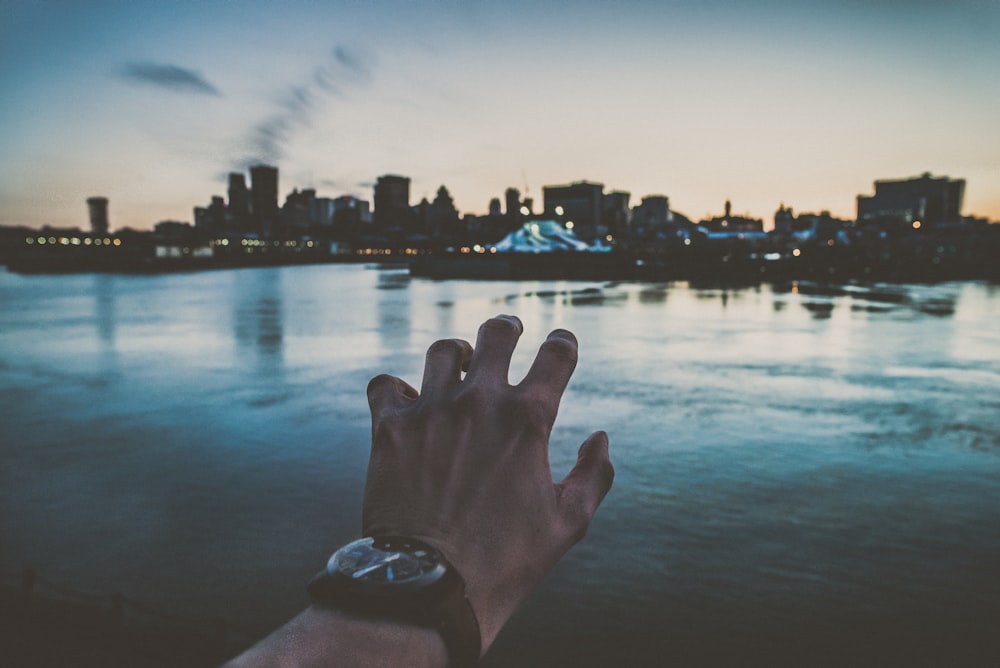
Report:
913,221,922,229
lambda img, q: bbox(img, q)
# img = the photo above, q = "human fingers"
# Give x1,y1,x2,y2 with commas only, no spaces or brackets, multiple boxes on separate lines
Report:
366,373,419,417
519,329,579,404
556,431,614,540
420,338,473,395
465,315,523,384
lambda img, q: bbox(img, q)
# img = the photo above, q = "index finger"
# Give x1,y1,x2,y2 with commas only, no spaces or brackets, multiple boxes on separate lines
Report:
519,328,579,400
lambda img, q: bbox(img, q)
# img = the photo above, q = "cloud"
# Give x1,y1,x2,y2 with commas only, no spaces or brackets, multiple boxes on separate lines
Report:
234,44,377,170
120,61,221,96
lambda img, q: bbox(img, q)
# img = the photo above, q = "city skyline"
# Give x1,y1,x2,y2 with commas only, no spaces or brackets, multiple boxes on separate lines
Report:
2,0,998,231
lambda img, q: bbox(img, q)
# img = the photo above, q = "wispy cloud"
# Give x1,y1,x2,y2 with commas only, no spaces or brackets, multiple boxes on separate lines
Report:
120,61,221,96
235,44,376,169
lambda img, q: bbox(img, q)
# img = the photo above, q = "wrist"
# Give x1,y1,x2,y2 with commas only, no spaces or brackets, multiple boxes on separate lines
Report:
307,535,481,665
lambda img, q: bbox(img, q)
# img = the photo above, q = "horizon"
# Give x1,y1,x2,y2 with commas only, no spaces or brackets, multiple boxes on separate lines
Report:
2,0,998,231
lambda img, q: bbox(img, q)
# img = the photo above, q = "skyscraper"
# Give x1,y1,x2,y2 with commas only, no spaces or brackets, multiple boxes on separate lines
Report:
373,174,410,229
250,164,279,236
86,197,109,235
228,172,251,233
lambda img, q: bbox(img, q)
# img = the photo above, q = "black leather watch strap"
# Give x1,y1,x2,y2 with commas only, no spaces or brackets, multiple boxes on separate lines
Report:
307,545,481,667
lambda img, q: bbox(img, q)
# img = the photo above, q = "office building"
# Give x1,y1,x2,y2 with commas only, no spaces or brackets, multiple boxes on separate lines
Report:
250,164,279,236
543,181,605,239
373,174,411,228
857,173,964,226
86,197,109,235
228,173,251,232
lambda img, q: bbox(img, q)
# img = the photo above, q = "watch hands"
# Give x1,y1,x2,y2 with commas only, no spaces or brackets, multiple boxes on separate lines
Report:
352,553,403,579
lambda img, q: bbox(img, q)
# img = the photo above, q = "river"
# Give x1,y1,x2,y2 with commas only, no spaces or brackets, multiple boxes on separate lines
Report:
1,265,998,665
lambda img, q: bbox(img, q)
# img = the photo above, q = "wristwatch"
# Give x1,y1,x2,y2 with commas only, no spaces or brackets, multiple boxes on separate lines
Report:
307,535,481,666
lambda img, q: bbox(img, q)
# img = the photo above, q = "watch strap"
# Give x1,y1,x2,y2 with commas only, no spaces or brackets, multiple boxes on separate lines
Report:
308,553,481,667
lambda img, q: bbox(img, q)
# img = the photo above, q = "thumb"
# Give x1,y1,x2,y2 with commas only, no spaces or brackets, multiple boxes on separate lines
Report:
556,431,614,541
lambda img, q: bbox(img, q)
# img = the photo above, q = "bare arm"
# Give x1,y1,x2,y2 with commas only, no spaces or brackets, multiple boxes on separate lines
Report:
223,315,614,666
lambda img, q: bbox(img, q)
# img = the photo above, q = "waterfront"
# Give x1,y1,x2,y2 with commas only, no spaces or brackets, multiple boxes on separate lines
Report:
1,265,999,665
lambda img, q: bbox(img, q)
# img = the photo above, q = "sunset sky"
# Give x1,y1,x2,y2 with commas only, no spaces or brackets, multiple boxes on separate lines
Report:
2,0,998,231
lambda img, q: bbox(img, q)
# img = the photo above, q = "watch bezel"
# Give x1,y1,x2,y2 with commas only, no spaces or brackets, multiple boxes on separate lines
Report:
308,535,459,608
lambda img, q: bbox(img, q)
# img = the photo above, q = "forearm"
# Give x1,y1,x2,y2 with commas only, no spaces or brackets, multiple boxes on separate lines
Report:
223,605,449,668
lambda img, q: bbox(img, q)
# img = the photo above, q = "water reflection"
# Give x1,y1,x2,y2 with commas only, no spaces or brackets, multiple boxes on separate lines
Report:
93,274,116,346
801,300,835,319
376,268,412,353
232,269,284,375
637,284,670,305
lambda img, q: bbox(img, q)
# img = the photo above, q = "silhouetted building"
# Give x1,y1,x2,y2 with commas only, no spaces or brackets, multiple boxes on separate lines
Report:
543,181,604,239
327,195,373,240
774,205,849,240
282,188,316,235
373,174,411,229
774,203,795,234
228,173,251,233
603,191,632,239
505,188,522,221
250,164,279,236
194,196,226,232
310,197,336,227
857,172,964,227
489,198,502,216
699,200,764,233
86,197,109,235
154,220,194,238
428,185,460,238
632,195,672,237
333,196,371,222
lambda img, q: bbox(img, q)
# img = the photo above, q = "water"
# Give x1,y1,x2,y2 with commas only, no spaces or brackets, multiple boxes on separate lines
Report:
1,265,998,665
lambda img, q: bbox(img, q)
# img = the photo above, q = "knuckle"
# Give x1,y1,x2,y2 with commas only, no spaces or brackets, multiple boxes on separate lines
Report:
518,393,555,426
453,380,490,409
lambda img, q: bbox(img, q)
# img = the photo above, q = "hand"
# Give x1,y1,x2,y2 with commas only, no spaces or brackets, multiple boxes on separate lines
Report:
363,314,614,652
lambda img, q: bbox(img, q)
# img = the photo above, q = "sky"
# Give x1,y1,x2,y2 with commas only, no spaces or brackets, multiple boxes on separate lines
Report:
2,0,998,231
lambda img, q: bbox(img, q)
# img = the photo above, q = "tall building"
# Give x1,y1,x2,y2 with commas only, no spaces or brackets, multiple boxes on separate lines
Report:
632,195,671,232
86,197,109,235
250,164,279,236
373,174,411,228
603,191,632,238
543,181,605,239
282,188,316,233
857,173,964,226
228,173,251,233
505,187,522,219
195,196,226,232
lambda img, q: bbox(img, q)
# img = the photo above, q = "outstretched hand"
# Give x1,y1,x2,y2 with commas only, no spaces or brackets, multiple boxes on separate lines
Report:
363,314,614,652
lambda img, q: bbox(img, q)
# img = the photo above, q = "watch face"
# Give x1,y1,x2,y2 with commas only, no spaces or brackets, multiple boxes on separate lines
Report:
329,536,448,591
